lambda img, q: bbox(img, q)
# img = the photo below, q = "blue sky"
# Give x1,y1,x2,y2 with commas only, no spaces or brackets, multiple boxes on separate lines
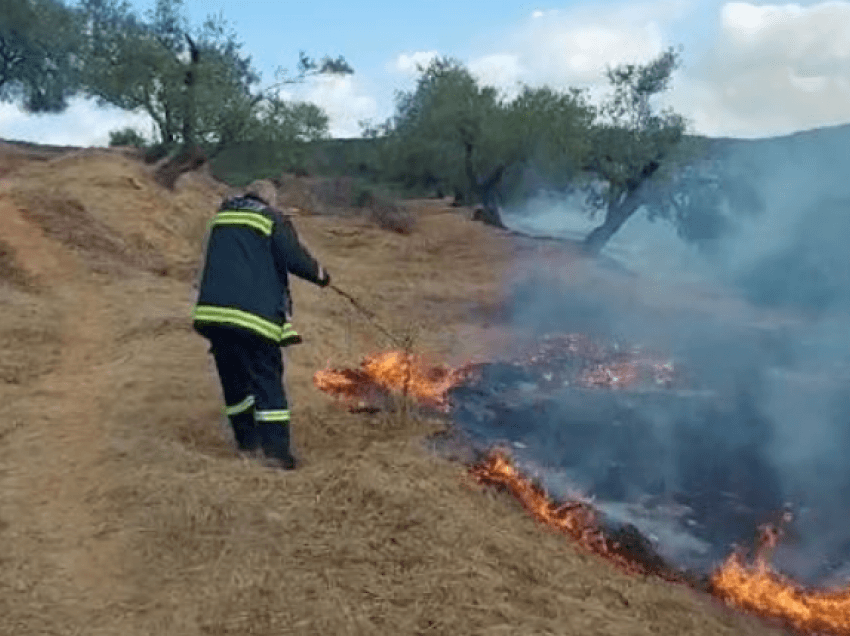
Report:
3,0,850,145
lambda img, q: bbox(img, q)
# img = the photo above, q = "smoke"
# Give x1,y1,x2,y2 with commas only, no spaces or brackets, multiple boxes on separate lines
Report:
487,124,850,584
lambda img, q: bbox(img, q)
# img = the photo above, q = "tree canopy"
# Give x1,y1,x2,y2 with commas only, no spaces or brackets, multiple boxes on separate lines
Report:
0,0,80,112
74,0,348,161
367,56,594,204
361,47,762,255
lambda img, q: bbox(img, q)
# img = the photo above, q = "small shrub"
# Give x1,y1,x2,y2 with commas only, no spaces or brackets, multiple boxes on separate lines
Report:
109,127,148,149
353,183,374,208
143,142,173,165
367,194,416,235
312,176,355,208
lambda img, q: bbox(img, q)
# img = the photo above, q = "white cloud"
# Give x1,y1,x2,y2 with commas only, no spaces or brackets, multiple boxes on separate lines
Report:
468,54,524,94
0,98,154,146
680,1,850,137
469,1,684,94
0,78,380,145
298,75,379,138
462,0,850,137
393,50,439,76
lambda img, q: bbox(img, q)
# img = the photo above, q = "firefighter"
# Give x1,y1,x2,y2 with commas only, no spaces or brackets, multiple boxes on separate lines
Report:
192,182,330,469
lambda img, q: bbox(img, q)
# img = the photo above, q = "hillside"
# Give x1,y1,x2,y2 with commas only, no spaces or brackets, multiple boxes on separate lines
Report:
0,145,788,635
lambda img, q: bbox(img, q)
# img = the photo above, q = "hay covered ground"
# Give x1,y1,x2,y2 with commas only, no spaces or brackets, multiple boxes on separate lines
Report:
0,146,787,635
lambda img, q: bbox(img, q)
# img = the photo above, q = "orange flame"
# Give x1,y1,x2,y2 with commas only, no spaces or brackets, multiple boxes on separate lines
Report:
711,552,850,635
473,453,850,635
316,343,850,633
469,452,681,580
313,350,470,410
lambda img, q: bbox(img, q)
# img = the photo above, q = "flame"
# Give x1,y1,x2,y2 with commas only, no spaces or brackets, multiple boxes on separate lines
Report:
711,530,850,636
469,452,681,580
315,340,850,634
313,350,469,410
473,453,850,635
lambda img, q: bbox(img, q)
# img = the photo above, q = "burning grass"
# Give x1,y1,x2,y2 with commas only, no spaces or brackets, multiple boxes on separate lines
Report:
313,334,682,414
712,556,850,635
469,451,682,581
470,450,850,636
314,350,473,411
314,337,850,636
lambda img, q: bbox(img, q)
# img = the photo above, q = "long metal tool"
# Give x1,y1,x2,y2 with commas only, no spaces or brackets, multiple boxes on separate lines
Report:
329,283,404,347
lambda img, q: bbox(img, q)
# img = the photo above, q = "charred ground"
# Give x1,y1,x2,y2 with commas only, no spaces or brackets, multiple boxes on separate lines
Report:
0,144,788,635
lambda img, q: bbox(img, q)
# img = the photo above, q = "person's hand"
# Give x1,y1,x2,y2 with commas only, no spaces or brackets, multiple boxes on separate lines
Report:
318,267,331,288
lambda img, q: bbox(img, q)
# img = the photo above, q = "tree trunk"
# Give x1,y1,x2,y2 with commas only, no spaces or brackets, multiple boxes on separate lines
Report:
472,204,507,229
181,35,199,148
463,141,476,205
153,144,207,190
582,197,641,256
582,156,662,256
471,163,508,229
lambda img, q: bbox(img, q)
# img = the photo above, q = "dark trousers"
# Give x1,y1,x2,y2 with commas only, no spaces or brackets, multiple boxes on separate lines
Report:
206,326,291,459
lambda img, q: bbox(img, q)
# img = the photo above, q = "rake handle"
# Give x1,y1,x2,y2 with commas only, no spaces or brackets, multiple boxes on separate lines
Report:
329,284,404,347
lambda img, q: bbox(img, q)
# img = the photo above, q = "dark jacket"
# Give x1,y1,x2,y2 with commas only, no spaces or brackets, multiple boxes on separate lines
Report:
193,195,325,345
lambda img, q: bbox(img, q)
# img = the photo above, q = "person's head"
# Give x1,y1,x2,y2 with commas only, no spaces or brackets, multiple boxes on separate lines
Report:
242,180,278,208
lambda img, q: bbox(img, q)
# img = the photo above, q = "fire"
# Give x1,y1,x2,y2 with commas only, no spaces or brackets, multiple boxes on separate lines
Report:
315,337,850,634
522,333,678,389
313,350,469,410
711,533,850,636
473,453,850,635
469,452,680,580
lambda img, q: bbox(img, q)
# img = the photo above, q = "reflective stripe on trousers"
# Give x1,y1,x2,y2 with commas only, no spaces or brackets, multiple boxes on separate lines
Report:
225,394,255,417
255,409,291,423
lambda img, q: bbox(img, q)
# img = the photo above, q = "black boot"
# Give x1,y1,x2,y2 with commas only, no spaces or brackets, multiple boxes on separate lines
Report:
230,411,260,454
258,422,297,470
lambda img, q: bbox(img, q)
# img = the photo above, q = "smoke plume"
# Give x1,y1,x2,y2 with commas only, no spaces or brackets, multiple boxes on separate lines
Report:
484,124,850,584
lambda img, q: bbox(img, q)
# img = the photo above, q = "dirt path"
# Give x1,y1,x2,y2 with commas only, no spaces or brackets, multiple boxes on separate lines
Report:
0,195,131,633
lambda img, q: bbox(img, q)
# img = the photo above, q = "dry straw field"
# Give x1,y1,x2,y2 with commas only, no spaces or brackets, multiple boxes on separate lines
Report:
0,144,787,635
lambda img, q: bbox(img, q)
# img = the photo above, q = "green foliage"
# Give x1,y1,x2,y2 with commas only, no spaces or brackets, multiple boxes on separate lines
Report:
588,47,687,209
75,0,260,150
498,85,595,196
75,0,340,162
377,57,495,198
364,57,595,204
108,127,148,147
0,0,80,112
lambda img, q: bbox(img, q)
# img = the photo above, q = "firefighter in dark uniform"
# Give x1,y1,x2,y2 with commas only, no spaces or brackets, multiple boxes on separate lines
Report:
193,184,330,469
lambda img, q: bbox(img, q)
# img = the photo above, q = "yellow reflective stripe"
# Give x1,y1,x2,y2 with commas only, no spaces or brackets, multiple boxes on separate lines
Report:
194,307,280,341
255,409,291,423
193,305,283,341
209,210,273,236
225,395,255,416
281,323,299,338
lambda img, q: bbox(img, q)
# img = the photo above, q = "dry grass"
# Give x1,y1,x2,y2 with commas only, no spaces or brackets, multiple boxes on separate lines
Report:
0,147,790,636
364,193,417,235
0,238,36,290
271,174,417,235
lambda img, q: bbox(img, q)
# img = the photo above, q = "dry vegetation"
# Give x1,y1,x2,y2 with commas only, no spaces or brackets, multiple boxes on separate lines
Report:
0,145,789,635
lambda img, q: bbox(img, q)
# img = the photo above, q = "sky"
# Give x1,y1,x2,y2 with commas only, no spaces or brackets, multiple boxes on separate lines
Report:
3,0,850,145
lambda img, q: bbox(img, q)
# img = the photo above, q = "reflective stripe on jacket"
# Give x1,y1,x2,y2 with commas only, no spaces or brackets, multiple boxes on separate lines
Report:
193,196,324,345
